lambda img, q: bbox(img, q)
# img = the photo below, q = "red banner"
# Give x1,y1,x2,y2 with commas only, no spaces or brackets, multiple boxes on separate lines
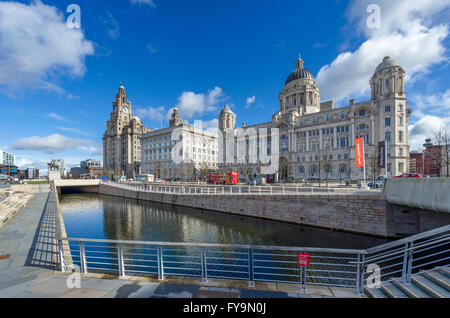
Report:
298,253,310,267
355,137,364,168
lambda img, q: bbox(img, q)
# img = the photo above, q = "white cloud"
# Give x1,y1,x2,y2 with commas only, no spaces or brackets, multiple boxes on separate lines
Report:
409,115,450,151
178,86,226,119
78,145,103,156
0,1,94,93
10,134,92,154
56,126,94,137
130,0,156,8
101,11,120,39
146,43,159,54
245,96,256,108
316,0,449,104
135,106,166,123
410,89,450,116
15,157,49,170
47,112,69,122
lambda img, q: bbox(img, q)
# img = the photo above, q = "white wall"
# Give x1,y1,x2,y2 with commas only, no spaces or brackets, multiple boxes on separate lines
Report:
385,178,450,213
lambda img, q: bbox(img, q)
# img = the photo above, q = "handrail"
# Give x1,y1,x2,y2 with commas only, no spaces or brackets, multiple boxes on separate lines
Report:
350,235,450,264
58,236,367,255
366,224,450,254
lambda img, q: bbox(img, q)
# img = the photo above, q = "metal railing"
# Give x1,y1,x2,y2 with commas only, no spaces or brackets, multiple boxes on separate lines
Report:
58,237,365,291
54,181,449,294
101,180,376,196
56,224,450,294
355,224,450,293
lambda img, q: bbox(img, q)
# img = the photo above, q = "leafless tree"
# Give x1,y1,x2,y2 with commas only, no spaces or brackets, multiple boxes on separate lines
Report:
433,127,450,177
367,146,381,185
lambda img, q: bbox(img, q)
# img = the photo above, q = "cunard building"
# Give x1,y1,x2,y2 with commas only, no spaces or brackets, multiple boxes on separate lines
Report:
218,55,411,182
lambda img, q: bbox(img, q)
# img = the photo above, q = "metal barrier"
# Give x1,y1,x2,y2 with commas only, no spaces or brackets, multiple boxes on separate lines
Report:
54,182,449,294
356,224,450,293
101,180,375,196
58,237,365,291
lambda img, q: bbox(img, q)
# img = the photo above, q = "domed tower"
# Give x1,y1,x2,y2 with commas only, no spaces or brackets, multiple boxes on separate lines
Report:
370,56,410,177
169,107,183,128
218,105,236,131
370,56,406,100
280,54,320,116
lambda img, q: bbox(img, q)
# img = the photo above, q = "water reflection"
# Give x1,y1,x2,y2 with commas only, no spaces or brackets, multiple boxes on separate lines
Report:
60,193,390,249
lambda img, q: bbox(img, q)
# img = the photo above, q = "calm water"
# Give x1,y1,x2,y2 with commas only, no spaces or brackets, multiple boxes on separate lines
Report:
60,193,390,249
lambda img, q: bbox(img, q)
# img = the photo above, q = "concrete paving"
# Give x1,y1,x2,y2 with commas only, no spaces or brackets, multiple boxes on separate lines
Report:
0,187,364,298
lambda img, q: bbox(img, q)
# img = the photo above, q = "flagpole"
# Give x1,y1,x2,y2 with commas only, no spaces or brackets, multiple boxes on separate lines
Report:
363,140,367,187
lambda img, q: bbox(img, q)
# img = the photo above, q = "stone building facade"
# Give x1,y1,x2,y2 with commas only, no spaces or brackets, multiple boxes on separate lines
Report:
140,108,219,180
218,55,411,182
103,83,151,178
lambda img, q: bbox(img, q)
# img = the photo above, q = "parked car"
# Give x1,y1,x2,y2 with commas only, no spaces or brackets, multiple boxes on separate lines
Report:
368,175,386,188
393,173,422,178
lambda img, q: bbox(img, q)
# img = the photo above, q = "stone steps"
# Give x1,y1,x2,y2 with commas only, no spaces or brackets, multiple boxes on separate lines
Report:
365,267,450,298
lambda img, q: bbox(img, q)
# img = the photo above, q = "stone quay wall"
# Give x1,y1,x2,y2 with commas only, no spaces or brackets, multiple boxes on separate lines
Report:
56,183,449,238
97,184,395,237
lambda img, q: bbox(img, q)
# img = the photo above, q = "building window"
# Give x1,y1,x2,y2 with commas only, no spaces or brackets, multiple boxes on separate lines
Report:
387,163,392,172
385,106,391,112
326,115,331,121
312,118,317,124
399,131,403,143
385,118,391,127
359,110,366,116
341,112,346,119
385,132,391,142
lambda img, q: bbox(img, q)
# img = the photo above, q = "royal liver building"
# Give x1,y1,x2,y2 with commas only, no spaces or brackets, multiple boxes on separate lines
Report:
218,55,411,182
103,83,151,178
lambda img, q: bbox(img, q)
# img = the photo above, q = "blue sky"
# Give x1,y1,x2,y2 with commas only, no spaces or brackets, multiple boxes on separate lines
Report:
0,0,449,173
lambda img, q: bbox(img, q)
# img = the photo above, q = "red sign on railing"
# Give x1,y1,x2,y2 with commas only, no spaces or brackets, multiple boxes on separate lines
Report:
298,253,310,267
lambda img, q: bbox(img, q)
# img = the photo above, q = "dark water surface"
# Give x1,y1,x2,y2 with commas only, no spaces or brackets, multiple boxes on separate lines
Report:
60,193,390,249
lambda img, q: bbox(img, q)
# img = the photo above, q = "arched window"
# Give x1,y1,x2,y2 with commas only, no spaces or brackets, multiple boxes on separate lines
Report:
385,79,390,93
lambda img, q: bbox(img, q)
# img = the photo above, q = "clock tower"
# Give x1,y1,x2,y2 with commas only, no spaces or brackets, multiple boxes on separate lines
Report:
103,82,151,179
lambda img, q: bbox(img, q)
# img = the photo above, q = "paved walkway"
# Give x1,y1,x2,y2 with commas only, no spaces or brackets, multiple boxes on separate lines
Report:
0,188,363,298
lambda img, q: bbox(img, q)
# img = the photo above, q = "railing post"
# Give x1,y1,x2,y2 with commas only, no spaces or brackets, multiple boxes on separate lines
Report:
157,246,164,280
270,185,272,195
248,248,255,288
58,239,66,272
259,186,261,195
80,241,87,274
401,242,408,282
359,254,365,294
118,244,125,277
201,248,208,283
283,185,285,195
296,184,298,195
222,187,224,195
402,242,414,283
